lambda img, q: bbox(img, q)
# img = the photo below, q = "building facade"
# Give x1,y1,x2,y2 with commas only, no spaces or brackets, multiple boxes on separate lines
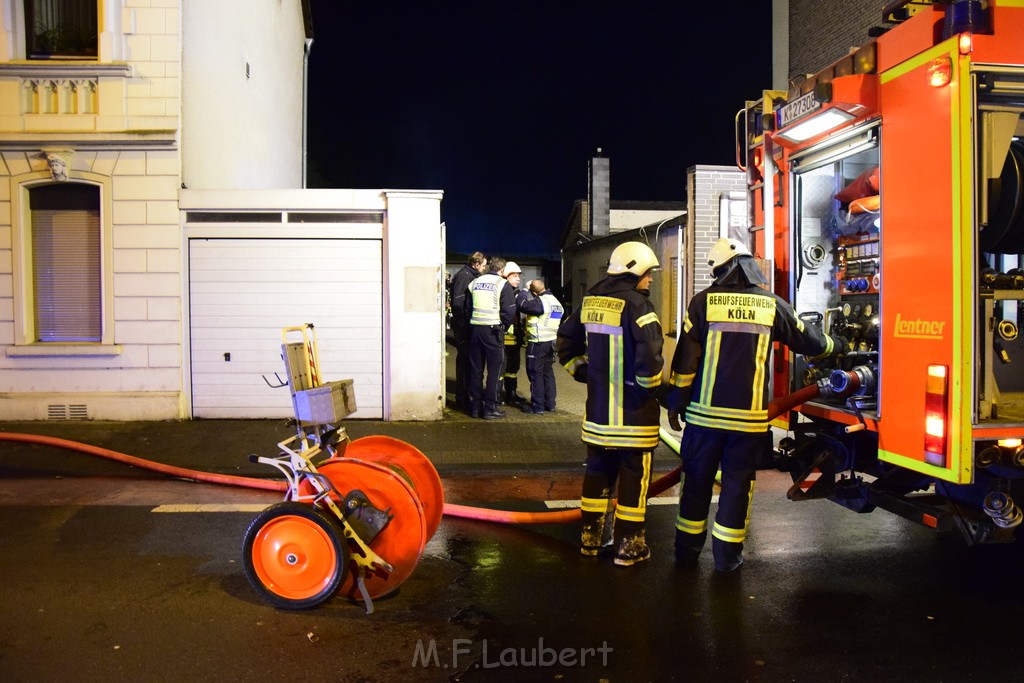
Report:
0,1,446,421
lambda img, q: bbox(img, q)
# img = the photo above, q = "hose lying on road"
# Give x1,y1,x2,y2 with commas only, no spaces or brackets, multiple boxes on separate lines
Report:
0,382,821,525
438,382,822,524
0,431,288,492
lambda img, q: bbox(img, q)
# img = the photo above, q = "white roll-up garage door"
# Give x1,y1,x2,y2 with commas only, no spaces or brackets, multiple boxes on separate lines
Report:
188,238,383,419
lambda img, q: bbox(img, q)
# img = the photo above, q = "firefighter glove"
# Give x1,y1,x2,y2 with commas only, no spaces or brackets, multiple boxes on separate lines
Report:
572,363,588,383
666,387,684,431
832,335,849,355
668,406,682,432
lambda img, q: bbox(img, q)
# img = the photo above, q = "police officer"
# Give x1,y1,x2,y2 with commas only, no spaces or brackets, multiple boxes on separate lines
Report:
499,261,526,407
517,278,564,414
450,251,487,412
466,256,517,419
557,242,664,566
667,237,847,572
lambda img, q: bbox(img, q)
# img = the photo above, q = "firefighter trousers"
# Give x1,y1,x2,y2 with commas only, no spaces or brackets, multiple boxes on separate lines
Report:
501,343,521,403
675,424,760,569
580,444,651,552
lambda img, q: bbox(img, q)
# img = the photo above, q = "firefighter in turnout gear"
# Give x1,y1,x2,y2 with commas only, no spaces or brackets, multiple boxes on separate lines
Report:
466,256,518,419
517,278,564,414
557,241,664,566
667,237,847,571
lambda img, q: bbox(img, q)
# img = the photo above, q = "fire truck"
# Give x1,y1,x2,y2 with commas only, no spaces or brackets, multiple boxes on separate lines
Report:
737,0,1024,543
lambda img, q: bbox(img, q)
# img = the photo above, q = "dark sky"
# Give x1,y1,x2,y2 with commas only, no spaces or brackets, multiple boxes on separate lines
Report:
305,2,773,259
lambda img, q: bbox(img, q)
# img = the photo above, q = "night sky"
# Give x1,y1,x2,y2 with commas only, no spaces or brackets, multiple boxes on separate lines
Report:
305,1,773,259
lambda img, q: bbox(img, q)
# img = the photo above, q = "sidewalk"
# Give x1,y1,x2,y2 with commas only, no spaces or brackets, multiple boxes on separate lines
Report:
0,342,682,479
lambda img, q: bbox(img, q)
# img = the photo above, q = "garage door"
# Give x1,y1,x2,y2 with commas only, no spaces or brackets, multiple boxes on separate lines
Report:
188,238,383,419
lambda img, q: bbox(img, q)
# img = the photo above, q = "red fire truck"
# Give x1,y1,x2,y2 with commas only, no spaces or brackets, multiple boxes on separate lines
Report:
738,0,1024,542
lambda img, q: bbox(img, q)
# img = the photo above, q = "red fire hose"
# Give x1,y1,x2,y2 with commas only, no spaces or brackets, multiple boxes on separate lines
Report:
0,382,821,525
442,382,822,524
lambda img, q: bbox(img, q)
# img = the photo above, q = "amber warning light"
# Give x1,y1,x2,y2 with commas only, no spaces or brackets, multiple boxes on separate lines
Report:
924,365,949,466
929,56,952,88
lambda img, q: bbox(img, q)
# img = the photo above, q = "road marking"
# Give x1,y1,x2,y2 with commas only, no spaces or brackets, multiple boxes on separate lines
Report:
152,504,269,513
153,497,723,514
544,496,713,509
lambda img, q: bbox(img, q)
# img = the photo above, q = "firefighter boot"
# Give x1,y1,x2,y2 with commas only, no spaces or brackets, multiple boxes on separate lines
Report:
613,522,651,567
580,510,614,556
713,538,743,572
674,529,704,568
503,377,524,406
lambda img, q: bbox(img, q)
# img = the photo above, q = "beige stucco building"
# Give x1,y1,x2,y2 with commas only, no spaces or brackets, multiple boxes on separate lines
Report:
0,1,446,421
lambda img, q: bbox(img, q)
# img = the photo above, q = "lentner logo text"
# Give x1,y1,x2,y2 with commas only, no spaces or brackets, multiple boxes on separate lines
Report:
894,312,945,339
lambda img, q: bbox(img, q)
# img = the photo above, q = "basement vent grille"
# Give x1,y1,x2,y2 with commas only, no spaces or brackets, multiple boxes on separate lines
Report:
47,404,89,421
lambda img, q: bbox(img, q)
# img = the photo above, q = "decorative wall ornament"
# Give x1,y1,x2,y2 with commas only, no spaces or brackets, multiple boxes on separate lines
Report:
41,150,73,181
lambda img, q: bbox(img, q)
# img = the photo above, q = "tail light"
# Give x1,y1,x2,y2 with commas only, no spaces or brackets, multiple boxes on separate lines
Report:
924,365,948,466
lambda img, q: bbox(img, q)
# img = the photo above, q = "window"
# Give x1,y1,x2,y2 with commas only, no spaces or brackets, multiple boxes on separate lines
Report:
24,0,98,59
29,183,101,342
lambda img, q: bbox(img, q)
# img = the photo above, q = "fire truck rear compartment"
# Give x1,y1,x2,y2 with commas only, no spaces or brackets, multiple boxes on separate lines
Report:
788,131,882,422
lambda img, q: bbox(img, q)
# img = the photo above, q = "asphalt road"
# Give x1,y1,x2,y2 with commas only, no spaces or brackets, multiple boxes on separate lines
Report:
3,470,1024,682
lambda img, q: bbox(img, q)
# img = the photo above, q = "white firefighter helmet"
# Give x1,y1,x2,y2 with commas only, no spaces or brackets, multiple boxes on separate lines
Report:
707,237,752,270
501,261,522,277
607,242,660,276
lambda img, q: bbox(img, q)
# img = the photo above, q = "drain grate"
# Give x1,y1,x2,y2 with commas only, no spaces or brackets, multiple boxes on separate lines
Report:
47,404,89,421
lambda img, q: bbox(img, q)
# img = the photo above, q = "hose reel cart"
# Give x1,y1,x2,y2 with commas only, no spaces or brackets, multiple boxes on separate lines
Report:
241,324,444,612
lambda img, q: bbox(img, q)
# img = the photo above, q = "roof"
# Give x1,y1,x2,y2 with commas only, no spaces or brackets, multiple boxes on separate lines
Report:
560,198,687,251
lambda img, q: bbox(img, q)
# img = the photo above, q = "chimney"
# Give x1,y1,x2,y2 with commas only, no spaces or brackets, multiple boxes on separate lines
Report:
588,149,610,238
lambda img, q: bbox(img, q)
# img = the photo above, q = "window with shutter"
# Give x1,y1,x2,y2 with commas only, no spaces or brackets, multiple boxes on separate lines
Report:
24,0,98,59
28,183,101,342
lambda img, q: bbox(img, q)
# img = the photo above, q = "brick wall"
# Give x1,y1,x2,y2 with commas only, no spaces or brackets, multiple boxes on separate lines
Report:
687,165,747,297
788,0,883,82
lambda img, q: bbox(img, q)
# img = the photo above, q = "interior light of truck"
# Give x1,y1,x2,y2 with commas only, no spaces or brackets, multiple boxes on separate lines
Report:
928,56,952,87
776,109,856,143
924,365,948,465
999,438,1023,449
958,32,973,55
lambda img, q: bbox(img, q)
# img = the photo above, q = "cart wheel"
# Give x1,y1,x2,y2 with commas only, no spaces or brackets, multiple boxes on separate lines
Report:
298,458,427,601
345,435,445,540
242,502,349,610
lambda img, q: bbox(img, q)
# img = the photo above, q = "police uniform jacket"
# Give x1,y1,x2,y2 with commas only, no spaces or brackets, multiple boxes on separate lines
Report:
465,271,517,330
669,282,837,433
518,290,564,343
450,264,479,329
557,275,664,449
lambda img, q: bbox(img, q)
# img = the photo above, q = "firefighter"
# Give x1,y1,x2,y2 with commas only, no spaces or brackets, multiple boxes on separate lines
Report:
667,237,847,572
517,278,564,414
466,256,517,419
499,261,526,407
557,241,664,566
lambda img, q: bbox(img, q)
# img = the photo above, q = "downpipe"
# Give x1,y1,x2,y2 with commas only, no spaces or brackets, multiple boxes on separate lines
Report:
0,383,823,525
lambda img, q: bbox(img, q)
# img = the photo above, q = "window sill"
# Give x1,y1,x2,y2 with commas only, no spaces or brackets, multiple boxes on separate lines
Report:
7,344,123,358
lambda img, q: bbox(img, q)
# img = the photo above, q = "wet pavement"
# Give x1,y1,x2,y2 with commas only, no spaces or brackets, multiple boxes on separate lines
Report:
3,469,1024,681
4,344,1024,679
